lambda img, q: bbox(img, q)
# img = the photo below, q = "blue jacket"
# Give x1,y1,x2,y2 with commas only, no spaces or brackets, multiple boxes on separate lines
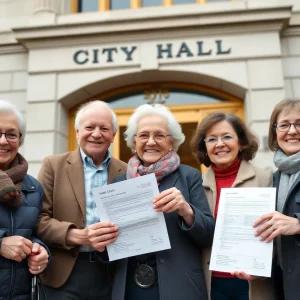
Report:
0,174,48,300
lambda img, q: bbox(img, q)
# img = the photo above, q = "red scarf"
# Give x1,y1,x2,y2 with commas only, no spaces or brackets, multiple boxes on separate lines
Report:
212,158,241,279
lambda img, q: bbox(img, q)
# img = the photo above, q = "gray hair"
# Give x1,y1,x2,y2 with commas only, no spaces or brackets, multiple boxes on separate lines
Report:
124,104,185,151
74,100,118,133
0,100,26,145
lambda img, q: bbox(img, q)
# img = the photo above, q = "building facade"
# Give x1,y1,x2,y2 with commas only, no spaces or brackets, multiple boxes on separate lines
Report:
0,0,299,177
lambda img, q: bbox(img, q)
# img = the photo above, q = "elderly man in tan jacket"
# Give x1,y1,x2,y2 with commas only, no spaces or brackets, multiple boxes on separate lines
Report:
36,101,127,299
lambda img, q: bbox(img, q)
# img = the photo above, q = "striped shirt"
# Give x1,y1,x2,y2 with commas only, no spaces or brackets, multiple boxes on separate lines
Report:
79,148,111,252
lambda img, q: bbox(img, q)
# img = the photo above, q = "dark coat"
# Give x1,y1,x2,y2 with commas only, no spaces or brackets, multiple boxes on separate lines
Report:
112,164,215,300
273,171,300,300
0,174,47,300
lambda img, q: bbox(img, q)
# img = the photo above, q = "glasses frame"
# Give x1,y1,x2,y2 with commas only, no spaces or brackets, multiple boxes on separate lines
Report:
204,135,235,146
135,133,172,143
0,132,22,142
274,122,300,132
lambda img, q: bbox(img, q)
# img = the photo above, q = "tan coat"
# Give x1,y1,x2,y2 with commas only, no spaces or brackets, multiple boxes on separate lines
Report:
36,149,127,288
202,160,274,300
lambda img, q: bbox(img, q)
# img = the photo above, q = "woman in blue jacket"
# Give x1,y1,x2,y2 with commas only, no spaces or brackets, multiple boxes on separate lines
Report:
0,100,49,299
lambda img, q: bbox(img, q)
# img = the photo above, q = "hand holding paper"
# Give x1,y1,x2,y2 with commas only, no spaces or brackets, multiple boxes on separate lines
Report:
209,187,276,277
153,187,194,226
93,173,171,261
87,222,119,252
254,211,300,243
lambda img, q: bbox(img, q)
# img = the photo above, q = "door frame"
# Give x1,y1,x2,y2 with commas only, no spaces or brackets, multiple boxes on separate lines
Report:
112,102,244,161
67,82,244,168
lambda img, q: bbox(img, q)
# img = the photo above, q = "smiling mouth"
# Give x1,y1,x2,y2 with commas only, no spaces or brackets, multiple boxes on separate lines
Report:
88,141,104,144
0,149,10,153
144,149,159,153
215,151,228,156
285,139,300,143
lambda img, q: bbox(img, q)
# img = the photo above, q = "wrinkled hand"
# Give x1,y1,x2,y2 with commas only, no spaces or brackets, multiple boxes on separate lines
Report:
1,191,21,201
253,211,300,242
153,188,194,226
153,188,191,214
232,270,258,281
28,243,49,275
86,222,119,252
0,236,32,262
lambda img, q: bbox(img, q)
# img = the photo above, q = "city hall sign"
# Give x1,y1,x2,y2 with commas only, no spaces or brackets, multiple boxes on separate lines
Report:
73,39,231,65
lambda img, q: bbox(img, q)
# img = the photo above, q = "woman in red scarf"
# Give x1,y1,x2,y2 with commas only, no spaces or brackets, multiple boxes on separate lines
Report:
190,112,274,300
111,104,215,300
0,100,49,299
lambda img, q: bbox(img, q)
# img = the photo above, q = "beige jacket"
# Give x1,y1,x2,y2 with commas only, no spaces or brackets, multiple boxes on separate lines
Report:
202,160,274,300
36,149,127,288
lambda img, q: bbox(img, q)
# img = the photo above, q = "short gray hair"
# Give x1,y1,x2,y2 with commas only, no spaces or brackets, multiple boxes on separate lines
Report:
74,100,118,133
124,104,185,151
0,100,26,145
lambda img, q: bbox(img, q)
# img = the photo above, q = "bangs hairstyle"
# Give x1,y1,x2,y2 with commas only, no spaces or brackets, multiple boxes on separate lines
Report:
190,112,259,167
124,104,185,151
268,99,300,151
74,100,118,133
0,100,26,145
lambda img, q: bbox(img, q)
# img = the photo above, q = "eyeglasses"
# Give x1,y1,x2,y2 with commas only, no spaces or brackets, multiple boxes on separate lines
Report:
204,134,235,146
274,122,300,132
135,132,171,143
0,132,22,142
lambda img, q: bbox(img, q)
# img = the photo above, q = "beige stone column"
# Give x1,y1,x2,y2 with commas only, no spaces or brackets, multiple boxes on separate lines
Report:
34,0,59,14
29,0,60,25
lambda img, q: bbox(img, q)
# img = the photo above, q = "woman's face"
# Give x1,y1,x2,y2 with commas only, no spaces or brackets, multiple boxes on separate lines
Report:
205,120,241,169
135,115,173,167
0,113,20,170
276,108,300,156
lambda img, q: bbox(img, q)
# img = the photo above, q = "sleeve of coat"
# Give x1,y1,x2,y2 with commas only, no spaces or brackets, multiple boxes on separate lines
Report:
31,181,52,261
36,157,76,250
178,168,215,247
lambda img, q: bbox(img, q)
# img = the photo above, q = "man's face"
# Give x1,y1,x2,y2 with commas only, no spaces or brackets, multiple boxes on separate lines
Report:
76,106,115,166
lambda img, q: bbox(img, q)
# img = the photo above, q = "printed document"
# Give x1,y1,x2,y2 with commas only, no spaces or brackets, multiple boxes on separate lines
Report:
93,173,171,261
209,188,276,277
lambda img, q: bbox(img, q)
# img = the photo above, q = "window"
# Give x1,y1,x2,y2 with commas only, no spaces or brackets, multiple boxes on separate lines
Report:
111,0,130,10
174,0,195,4
142,0,163,7
105,87,226,109
78,0,98,12
72,0,236,13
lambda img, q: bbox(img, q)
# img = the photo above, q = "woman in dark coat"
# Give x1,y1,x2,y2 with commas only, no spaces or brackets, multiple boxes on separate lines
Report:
110,104,215,300
0,100,49,299
254,99,300,300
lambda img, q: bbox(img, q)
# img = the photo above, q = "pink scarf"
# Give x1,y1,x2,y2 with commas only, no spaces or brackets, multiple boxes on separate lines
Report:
126,150,180,183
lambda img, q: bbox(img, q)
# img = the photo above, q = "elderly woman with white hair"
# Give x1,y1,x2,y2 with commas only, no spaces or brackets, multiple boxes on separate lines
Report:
110,104,215,300
0,100,49,299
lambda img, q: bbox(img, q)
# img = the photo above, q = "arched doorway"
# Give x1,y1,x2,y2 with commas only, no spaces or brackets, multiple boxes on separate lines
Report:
68,82,244,169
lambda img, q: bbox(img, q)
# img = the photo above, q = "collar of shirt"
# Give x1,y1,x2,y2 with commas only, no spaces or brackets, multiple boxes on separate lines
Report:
80,148,111,171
